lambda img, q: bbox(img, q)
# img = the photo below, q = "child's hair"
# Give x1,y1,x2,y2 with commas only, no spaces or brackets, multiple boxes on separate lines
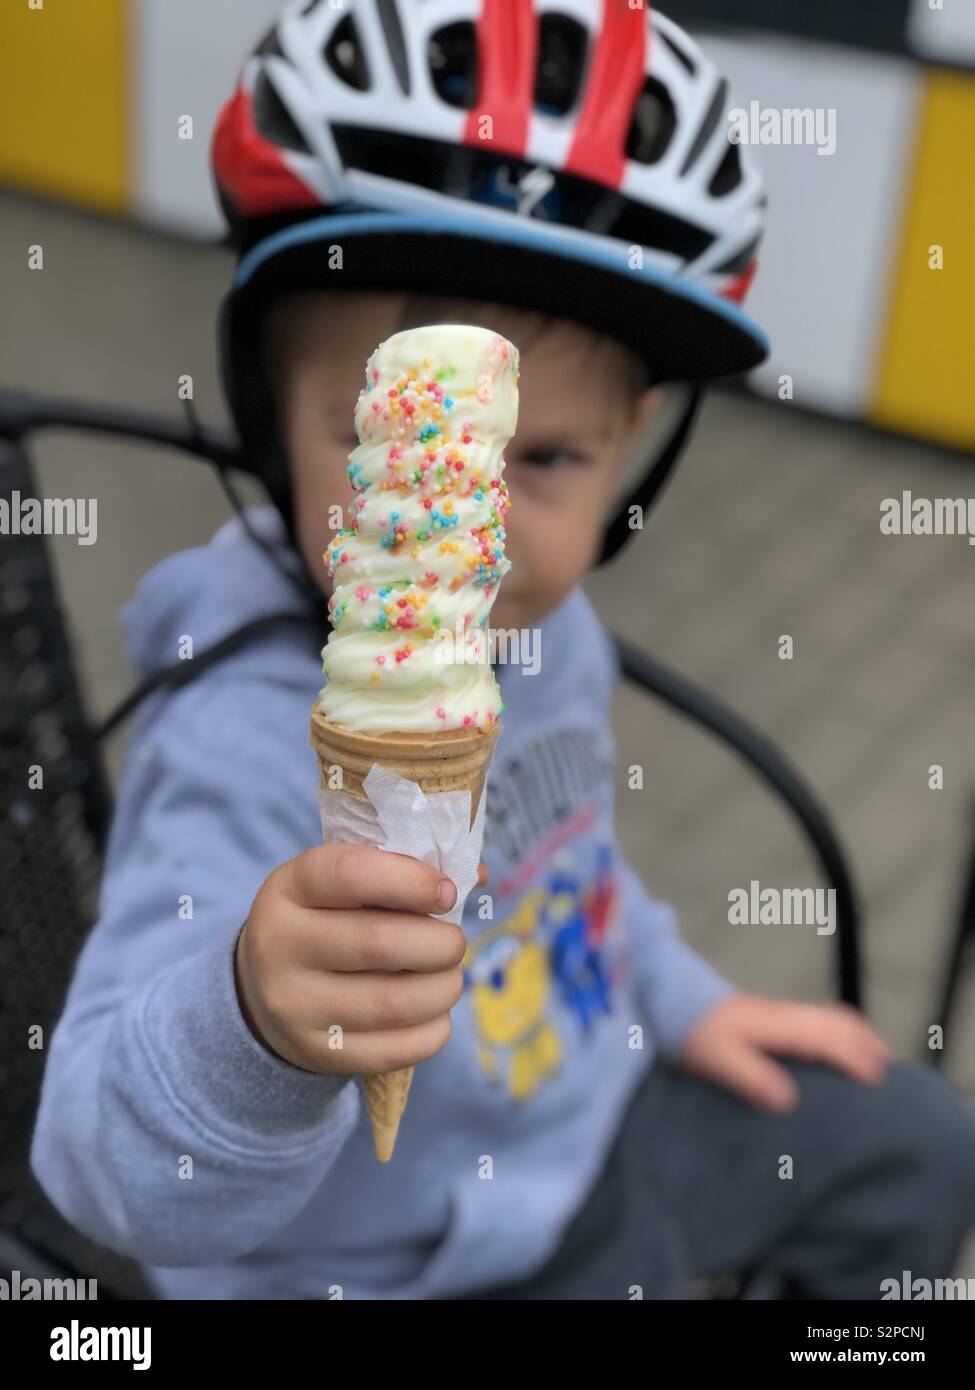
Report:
263,290,652,409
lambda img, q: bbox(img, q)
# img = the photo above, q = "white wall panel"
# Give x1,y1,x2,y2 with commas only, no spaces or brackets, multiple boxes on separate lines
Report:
133,0,285,236
704,35,921,416
908,0,975,65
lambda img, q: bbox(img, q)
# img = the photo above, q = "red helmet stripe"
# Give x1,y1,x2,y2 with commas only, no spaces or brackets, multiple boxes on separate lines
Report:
566,0,647,188
463,0,538,157
212,85,320,220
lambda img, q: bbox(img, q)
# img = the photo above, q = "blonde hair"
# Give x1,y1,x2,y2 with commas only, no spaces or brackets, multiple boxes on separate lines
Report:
263,289,651,409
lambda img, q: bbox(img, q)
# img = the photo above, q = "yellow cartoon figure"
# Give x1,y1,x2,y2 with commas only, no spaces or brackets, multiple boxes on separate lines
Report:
464,889,562,1099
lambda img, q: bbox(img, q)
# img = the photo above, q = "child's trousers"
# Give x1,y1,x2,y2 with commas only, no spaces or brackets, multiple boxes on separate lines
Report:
463,1056,975,1300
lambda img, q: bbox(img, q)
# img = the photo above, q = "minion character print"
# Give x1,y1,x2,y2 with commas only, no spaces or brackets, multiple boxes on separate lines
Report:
464,843,621,1099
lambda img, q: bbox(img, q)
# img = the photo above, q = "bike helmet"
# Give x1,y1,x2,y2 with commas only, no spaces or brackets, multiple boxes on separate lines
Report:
213,0,769,558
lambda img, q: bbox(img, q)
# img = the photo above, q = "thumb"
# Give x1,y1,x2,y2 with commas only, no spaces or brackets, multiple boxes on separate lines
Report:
703,1045,800,1114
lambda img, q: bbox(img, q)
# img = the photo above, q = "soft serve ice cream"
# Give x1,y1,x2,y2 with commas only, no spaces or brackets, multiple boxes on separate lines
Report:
318,325,518,734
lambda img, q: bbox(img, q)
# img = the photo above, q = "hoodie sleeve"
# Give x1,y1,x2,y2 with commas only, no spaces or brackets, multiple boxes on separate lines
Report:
30,672,361,1268
620,864,739,1058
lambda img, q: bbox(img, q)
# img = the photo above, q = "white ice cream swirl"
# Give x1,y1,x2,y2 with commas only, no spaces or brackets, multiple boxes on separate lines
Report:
318,324,518,733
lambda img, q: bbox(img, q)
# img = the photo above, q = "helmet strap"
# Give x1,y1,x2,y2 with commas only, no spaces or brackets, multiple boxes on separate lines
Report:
597,386,703,566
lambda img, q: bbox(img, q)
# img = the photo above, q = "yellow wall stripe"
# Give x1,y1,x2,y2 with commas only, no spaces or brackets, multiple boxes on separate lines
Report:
0,0,127,214
872,70,975,451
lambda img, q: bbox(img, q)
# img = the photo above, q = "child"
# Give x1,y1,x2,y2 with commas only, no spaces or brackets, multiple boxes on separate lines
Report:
32,2,975,1299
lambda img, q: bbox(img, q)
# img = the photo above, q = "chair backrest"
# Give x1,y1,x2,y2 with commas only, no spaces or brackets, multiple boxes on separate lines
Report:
0,439,150,1296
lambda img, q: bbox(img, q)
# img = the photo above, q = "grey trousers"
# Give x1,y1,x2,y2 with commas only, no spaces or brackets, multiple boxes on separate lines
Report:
466,1057,975,1300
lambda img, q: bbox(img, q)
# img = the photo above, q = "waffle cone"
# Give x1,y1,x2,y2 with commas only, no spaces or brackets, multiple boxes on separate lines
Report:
309,706,499,1161
309,710,499,810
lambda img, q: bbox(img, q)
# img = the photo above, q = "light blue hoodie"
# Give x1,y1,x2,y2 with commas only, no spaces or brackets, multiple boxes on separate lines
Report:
31,510,736,1299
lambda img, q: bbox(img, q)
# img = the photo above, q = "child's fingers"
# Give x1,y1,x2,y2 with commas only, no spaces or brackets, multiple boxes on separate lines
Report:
286,844,456,915
830,1003,893,1061
302,1013,454,1077
295,908,468,973
753,1003,890,1082
307,964,464,1034
708,1047,800,1114
820,1013,892,1083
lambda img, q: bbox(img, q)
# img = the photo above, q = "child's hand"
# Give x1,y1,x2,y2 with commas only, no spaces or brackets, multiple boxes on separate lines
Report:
235,845,469,1077
676,994,893,1113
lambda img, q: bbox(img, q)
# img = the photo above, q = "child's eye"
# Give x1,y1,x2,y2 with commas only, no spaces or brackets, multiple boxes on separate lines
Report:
518,448,586,469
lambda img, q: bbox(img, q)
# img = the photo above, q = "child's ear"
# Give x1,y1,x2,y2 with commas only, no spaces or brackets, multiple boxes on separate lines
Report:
631,383,662,425
629,384,664,442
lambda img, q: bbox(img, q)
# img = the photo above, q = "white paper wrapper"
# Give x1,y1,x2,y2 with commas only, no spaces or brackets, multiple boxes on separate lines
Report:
316,764,488,925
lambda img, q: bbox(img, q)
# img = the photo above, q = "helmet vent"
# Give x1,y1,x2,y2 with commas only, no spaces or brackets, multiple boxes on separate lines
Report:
625,78,677,165
253,69,312,154
709,140,742,196
255,25,284,60
377,0,411,95
713,233,760,277
325,15,371,91
680,78,728,175
428,22,478,110
658,28,696,75
535,14,588,116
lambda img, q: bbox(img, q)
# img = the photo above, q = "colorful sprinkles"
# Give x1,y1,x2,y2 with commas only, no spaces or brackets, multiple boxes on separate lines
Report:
322,331,517,732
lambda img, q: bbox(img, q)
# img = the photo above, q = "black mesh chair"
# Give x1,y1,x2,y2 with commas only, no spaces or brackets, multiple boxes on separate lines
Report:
0,436,151,1297
0,390,875,1300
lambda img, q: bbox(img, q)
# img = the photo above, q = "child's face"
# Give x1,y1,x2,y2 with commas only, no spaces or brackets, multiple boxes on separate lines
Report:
271,292,657,631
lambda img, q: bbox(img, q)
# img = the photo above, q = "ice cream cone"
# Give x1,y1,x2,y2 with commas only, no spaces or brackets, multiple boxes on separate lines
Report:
310,706,498,1161
310,710,499,806
310,323,516,1159
361,1066,415,1165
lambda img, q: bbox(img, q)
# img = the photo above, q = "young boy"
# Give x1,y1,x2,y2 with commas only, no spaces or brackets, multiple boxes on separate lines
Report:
31,2,975,1300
